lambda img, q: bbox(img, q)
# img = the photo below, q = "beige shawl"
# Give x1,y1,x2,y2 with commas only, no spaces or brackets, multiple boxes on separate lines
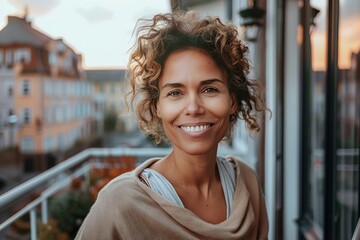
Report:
75,157,268,239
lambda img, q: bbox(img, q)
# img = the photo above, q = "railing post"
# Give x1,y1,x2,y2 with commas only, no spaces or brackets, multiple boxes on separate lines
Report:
41,199,48,224
85,161,93,188
30,209,37,240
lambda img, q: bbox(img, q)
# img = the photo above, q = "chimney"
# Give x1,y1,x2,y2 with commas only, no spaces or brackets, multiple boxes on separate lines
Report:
23,5,31,24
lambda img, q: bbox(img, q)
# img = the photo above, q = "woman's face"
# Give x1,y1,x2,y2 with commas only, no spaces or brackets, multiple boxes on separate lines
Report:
157,48,236,155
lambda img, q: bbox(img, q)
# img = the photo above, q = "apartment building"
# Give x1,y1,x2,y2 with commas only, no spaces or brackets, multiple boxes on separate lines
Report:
0,15,96,171
86,69,137,133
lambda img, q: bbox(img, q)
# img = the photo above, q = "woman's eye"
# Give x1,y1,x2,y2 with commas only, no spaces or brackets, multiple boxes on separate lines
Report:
203,87,218,93
167,90,182,96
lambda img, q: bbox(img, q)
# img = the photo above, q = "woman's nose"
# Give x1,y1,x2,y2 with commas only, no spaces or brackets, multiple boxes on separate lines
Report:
185,94,204,116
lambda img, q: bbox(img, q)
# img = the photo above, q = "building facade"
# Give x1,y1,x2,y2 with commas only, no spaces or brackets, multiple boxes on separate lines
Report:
0,16,97,171
86,69,138,133
0,66,17,150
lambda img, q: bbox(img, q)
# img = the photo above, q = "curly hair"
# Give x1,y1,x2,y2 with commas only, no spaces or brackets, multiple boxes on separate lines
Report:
127,11,267,144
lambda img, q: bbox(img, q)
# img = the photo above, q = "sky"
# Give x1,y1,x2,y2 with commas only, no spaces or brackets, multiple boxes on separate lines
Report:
1,0,359,71
311,0,360,70
0,0,171,69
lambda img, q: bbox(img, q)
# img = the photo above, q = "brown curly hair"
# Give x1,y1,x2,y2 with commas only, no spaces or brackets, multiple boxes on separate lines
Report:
127,11,266,144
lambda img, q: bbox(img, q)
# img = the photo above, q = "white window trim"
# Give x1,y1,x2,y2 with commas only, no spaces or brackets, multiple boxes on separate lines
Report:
22,80,31,95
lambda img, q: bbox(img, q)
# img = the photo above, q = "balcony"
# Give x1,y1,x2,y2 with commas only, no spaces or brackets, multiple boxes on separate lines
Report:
0,147,240,240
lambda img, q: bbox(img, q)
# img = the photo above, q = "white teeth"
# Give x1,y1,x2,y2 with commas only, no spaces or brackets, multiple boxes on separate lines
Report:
181,125,210,133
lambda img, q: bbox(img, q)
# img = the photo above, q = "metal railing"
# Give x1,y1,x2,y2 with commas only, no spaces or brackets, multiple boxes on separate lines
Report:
0,147,240,240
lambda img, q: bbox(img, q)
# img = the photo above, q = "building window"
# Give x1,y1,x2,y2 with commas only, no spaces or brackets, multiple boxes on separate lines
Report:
49,52,58,66
5,50,12,65
56,81,61,96
62,82,66,96
63,105,67,121
58,134,64,151
8,85,13,97
22,80,30,95
21,137,35,153
64,56,72,70
44,136,53,152
14,48,31,64
58,105,63,122
53,106,58,122
45,107,51,124
44,81,48,95
23,108,31,124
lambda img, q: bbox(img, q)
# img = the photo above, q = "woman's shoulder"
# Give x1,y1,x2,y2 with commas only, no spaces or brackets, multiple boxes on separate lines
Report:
102,171,136,191
222,156,256,174
223,156,260,188
95,172,137,203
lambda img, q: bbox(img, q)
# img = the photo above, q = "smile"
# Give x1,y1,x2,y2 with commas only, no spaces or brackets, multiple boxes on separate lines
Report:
180,124,212,133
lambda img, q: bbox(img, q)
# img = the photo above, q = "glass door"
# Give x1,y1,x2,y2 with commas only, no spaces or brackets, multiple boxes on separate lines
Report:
300,0,360,239
336,0,360,238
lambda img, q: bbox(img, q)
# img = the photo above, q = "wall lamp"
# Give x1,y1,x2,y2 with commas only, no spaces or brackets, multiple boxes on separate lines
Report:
309,6,320,33
239,0,265,42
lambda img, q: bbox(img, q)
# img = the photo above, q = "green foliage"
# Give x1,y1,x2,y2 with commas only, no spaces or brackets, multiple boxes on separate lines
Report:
104,111,118,132
38,219,67,240
49,189,93,239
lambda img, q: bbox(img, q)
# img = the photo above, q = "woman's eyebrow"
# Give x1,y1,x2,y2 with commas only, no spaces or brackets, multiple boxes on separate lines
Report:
161,82,184,89
161,78,225,89
200,78,225,85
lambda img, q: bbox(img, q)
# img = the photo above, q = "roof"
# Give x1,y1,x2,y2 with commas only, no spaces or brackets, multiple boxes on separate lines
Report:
0,16,53,46
85,69,127,82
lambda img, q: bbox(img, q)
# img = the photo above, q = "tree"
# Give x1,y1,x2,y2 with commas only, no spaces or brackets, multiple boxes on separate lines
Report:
104,111,117,132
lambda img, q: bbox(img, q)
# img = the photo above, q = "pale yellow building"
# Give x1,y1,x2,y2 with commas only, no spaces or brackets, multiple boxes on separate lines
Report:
0,16,97,171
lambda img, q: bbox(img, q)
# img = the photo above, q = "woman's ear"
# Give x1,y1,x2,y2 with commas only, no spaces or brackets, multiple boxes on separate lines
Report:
156,103,162,118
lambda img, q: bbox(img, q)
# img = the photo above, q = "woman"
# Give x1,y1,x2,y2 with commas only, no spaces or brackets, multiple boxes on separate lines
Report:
76,11,268,239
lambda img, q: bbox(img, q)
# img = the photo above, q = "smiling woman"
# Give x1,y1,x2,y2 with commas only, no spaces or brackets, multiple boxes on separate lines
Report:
75,11,269,240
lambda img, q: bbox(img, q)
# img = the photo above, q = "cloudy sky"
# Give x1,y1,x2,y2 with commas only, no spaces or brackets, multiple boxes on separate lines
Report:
0,0,171,69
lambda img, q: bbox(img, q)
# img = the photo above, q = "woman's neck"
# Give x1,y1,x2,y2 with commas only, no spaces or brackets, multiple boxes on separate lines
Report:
152,148,220,195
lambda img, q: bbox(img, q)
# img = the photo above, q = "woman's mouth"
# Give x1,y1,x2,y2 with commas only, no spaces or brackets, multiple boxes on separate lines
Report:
180,124,212,133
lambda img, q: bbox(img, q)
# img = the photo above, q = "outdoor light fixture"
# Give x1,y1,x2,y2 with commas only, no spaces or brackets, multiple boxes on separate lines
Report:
309,6,320,33
239,0,265,42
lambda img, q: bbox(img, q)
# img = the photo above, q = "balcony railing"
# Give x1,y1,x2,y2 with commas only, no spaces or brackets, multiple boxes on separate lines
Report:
0,147,241,240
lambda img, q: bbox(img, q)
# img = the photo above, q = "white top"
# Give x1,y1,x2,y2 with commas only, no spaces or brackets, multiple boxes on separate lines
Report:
141,157,236,218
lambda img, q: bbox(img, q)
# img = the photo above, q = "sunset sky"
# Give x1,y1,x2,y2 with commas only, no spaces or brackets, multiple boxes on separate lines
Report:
0,0,171,69
311,0,360,70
